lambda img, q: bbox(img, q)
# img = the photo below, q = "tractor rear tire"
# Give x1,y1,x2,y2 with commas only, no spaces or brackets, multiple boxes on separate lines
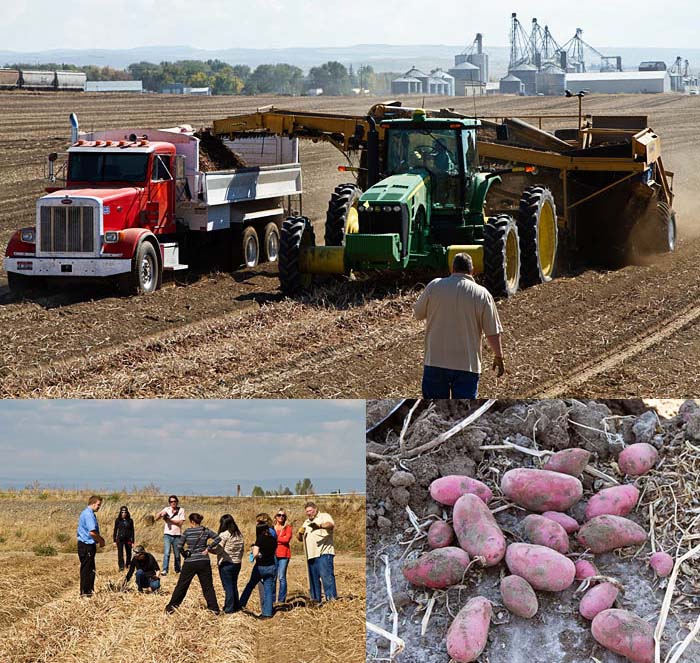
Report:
484,214,521,298
324,183,362,246
279,216,316,295
262,222,280,263
518,185,558,287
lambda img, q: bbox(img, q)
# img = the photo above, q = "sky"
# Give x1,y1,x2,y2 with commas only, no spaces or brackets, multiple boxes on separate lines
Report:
3,0,699,52
0,400,365,493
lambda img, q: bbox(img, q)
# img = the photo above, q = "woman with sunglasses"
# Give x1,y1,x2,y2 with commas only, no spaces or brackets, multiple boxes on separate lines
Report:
113,505,135,571
274,509,293,603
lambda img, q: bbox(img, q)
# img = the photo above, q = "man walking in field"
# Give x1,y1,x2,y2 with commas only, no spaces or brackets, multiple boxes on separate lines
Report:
156,495,185,576
76,495,105,597
297,501,337,602
413,253,505,398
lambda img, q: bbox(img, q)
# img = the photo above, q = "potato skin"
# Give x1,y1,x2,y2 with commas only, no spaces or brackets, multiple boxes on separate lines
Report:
500,468,583,512
577,515,647,553
591,609,654,663
618,443,658,476
522,514,569,553
500,575,538,618
505,543,576,591
429,475,493,506
544,448,591,477
446,596,492,662
453,493,507,567
542,511,580,534
574,559,598,580
650,551,674,577
402,547,470,589
579,582,618,620
585,484,640,520
427,520,455,549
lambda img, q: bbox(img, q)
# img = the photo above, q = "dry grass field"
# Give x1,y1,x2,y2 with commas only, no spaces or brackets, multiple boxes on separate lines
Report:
0,491,366,663
1,91,700,397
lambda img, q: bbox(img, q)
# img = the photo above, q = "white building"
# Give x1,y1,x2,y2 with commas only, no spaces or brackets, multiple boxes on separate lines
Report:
85,80,143,93
565,71,670,94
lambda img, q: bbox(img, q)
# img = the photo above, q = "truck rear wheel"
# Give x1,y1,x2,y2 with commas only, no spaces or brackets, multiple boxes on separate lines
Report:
279,216,315,295
518,185,558,287
239,226,260,268
262,222,280,263
484,215,521,298
120,241,160,295
325,183,361,246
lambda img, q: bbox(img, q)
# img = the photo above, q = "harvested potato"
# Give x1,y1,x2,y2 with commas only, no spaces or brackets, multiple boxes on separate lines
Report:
649,551,674,577
579,582,619,620
500,575,538,618
505,542,576,591
427,520,455,549
618,443,658,476
500,468,583,512
585,484,639,520
429,475,493,505
591,609,654,663
522,514,569,553
453,493,506,566
542,510,580,534
544,448,591,477
574,559,599,580
402,547,470,589
446,596,492,662
576,515,647,553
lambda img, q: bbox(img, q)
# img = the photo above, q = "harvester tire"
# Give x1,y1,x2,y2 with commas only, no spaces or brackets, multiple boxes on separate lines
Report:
262,222,280,263
484,214,521,298
324,183,362,246
651,201,677,253
279,216,316,295
518,185,558,287
119,241,160,295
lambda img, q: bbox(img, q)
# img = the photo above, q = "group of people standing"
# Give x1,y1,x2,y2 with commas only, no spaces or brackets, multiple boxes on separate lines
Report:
76,494,338,618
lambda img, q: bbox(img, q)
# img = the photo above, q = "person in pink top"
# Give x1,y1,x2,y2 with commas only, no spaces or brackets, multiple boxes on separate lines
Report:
274,508,293,603
155,495,185,576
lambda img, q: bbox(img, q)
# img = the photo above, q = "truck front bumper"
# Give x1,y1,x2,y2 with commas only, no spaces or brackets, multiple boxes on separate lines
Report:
3,257,132,277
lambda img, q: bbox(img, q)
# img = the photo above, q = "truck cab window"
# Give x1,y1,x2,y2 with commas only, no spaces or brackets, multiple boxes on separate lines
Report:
152,155,172,181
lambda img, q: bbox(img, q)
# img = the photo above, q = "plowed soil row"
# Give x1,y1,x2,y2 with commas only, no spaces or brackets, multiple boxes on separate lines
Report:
1,91,700,397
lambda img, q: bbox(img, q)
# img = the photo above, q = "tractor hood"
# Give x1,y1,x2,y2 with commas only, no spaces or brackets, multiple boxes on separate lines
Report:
359,171,429,207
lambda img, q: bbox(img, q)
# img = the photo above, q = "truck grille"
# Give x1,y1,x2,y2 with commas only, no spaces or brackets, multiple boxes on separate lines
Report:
40,205,95,253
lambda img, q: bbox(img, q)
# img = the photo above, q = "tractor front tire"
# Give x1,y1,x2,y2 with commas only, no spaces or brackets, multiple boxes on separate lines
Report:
324,183,362,246
484,214,521,298
279,216,316,295
518,185,558,287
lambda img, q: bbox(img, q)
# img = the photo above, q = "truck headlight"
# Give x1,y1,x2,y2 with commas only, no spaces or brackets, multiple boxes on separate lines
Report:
20,228,35,243
104,231,120,243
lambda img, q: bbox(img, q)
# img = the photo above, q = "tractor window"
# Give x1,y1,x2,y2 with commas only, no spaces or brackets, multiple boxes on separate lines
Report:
152,154,172,181
465,130,476,167
69,153,149,183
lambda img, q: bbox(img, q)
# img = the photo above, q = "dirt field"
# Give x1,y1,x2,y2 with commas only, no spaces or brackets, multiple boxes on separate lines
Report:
1,91,700,397
0,492,365,663
365,399,700,663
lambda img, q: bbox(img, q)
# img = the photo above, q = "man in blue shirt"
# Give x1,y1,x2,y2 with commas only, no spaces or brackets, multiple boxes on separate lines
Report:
77,495,105,596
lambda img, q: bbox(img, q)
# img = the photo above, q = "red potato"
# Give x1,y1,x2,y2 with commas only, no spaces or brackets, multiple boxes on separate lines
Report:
577,515,647,553
427,520,455,549
618,443,658,476
429,475,493,506
522,514,569,553
585,484,640,520
579,582,619,620
542,511,580,534
500,468,583,512
650,551,674,577
544,448,591,477
574,559,599,580
591,609,654,663
505,543,576,591
402,547,470,589
453,493,507,567
500,575,538,618
446,596,492,662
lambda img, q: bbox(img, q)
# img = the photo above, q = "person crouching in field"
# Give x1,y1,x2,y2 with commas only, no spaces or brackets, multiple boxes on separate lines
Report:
274,509,293,603
113,506,134,571
215,514,245,613
297,501,337,602
239,520,278,618
76,495,105,597
123,545,161,593
165,513,221,615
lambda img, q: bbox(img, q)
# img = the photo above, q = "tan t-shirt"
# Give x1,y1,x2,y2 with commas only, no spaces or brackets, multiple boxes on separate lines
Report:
301,512,335,559
413,274,502,373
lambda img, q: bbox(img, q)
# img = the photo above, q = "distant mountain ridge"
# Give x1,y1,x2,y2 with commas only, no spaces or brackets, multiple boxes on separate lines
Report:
2,44,699,78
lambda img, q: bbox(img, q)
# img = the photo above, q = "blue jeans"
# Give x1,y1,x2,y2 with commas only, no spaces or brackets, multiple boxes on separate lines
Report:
135,569,161,592
276,557,289,602
421,365,479,398
218,562,241,613
240,564,276,617
162,534,181,573
307,554,337,602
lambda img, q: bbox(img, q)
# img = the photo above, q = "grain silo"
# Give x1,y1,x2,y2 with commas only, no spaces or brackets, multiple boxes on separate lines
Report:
391,67,425,95
430,69,455,96
510,62,538,95
536,64,566,96
499,73,524,94
466,33,489,84
449,61,481,96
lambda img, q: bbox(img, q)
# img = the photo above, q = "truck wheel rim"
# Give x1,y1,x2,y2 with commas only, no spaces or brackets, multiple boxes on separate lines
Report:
245,235,258,267
141,254,155,289
267,232,279,261
538,200,557,278
505,227,519,292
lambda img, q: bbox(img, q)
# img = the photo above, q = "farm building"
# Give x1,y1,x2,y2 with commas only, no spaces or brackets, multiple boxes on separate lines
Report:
391,68,427,95
85,80,143,93
566,71,671,94
161,84,212,95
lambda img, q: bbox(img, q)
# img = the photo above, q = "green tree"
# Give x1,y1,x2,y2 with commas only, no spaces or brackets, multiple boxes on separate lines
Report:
307,61,352,96
252,485,265,497
295,478,314,495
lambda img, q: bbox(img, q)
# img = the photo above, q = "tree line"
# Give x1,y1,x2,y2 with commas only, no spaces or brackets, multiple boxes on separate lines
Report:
4,59,398,95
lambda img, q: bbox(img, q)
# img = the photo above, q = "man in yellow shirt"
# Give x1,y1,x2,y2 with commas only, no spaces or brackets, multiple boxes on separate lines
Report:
297,501,336,602
414,253,505,398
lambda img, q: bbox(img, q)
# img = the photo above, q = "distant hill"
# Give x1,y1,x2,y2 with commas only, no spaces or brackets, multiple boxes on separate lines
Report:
1,44,698,79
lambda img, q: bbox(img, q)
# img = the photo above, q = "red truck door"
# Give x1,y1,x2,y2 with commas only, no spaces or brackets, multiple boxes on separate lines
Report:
147,154,175,233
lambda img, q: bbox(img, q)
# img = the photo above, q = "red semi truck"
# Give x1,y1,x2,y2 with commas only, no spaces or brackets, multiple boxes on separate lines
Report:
4,115,302,294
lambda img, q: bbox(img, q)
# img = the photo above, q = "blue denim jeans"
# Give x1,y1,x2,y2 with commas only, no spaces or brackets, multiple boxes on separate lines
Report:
218,561,241,613
135,569,161,592
240,563,276,616
307,554,337,601
421,365,479,398
162,534,181,573
275,557,289,602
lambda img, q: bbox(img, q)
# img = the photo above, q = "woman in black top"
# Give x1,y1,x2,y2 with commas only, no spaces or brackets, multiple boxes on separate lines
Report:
113,506,135,571
165,513,221,614
239,522,278,617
